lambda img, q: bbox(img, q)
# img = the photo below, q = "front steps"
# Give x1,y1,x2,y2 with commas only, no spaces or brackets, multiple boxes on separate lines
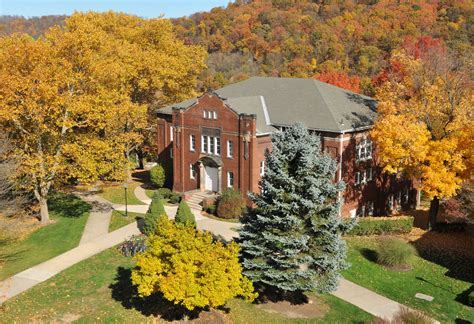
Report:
185,190,217,211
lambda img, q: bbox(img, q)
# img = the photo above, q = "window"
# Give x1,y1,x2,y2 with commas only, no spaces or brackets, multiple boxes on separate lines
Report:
355,167,373,185
387,195,394,211
260,160,265,176
356,138,373,161
366,202,374,216
215,137,221,155
190,163,196,179
213,111,217,119
201,135,221,155
402,187,409,204
170,147,173,159
395,191,402,210
227,140,234,158
227,171,234,188
203,110,207,118
356,205,365,217
170,126,174,142
190,135,195,152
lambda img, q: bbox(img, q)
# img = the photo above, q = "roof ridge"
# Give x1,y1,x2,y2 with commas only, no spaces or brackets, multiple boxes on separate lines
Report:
311,78,343,132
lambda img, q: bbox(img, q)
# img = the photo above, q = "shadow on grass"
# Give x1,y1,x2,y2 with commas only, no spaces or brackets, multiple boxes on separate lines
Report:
455,285,473,307
48,192,91,218
109,267,203,320
360,248,378,263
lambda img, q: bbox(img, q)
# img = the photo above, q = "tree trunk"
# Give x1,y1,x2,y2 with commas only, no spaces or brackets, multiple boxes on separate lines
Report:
38,196,50,224
416,188,421,209
428,196,439,231
137,150,145,170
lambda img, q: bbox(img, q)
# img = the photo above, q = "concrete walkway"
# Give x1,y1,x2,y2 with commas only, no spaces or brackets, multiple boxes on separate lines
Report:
0,222,140,303
134,185,152,205
76,193,113,245
0,188,437,322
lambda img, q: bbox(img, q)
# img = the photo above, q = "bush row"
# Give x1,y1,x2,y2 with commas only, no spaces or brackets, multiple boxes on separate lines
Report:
347,216,414,236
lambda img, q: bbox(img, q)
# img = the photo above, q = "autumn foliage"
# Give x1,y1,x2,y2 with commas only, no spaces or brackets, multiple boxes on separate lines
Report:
132,217,257,311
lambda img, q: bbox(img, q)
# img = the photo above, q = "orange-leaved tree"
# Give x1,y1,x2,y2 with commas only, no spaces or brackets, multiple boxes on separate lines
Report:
371,48,473,230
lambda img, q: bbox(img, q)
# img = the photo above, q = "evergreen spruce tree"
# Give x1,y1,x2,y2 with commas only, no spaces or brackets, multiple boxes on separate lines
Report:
143,191,167,235
239,123,353,295
175,200,196,227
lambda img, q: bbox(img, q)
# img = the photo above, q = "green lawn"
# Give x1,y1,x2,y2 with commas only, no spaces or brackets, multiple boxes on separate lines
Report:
99,182,145,205
2,248,373,323
109,211,144,232
0,193,90,281
343,237,474,323
145,189,156,199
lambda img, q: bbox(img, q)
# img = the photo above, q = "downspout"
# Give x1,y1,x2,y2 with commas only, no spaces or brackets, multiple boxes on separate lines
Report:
338,132,344,216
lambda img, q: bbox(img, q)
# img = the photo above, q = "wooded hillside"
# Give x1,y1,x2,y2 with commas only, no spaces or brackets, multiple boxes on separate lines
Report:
1,0,472,95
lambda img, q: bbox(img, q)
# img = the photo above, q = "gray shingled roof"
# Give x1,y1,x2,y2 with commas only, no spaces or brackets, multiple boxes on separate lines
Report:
157,77,377,134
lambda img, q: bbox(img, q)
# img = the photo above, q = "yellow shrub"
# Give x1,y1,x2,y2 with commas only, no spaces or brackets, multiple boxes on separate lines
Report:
131,217,257,310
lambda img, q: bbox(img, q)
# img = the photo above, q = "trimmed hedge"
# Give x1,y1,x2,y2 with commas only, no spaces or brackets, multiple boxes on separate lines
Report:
157,188,172,199
150,164,166,188
169,192,183,204
216,189,245,219
175,200,196,227
347,216,414,236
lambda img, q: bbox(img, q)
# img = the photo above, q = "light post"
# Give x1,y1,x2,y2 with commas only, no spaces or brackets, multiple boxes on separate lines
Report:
123,182,128,218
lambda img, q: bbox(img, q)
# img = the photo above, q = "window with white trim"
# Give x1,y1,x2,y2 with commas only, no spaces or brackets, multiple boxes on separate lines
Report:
356,138,373,161
366,201,374,216
170,126,174,142
213,111,217,119
201,135,221,155
190,134,195,152
355,167,373,185
260,160,265,176
190,163,196,179
227,171,234,188
227,140,234,158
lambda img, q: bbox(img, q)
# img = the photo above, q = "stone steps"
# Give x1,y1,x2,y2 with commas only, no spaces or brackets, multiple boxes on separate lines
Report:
185,191,217,211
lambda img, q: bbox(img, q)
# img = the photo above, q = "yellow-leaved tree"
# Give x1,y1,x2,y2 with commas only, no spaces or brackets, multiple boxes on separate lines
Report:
132,217,257,311
0,12,206,223
371,49,473,229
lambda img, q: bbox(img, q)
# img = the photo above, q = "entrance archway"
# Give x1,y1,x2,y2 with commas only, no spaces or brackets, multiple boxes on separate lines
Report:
199,156,222,193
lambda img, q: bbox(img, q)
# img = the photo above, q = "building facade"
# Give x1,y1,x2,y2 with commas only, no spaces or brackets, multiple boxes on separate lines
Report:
156,77,416,218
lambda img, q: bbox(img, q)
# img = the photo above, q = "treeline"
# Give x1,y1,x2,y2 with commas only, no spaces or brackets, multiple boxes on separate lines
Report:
0,15,66,38
1,0,473,95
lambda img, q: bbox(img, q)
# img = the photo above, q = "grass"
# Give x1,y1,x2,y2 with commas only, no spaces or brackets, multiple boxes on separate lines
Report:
0,192,90,281
203,212,241,223
344,237,474,323
109,211,144,232
145,189,156,199
2,247,373,323
99,182,145,205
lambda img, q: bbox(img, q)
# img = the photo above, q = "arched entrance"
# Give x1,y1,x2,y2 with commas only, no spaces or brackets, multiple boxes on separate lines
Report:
199,156,222,193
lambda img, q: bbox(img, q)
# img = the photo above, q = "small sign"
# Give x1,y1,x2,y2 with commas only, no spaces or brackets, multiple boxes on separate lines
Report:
415,293,434,301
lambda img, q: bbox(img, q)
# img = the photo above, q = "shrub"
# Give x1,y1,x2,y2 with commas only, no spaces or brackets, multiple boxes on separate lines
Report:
392,307,432,324
132,217,257,311
169,192,183,204
143,192,167,236
157,187,172,199
202,197,216,210
468,291,474,307
347,216,414,236
376,237,417,269
150,164,165,188
175,200,196,226
216,189,246,219
205,204,217,215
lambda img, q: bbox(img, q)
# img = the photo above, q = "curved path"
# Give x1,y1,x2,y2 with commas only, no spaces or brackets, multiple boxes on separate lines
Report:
0,187,438,322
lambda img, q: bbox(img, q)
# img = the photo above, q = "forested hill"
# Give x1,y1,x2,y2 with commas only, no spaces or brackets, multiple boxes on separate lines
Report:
1,0,472,95
173,0,473,94
0,15,66,38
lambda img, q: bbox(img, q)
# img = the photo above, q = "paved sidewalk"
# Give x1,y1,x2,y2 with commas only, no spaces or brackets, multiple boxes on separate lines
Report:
0,222,140,303
77,194,113,245
134,185,152,205
0,189,438,323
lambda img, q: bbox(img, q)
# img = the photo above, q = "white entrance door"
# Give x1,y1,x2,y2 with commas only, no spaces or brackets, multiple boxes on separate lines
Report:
204,166,218,192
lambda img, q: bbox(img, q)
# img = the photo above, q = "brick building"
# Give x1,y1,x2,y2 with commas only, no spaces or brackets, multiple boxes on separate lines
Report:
156,77,416,217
